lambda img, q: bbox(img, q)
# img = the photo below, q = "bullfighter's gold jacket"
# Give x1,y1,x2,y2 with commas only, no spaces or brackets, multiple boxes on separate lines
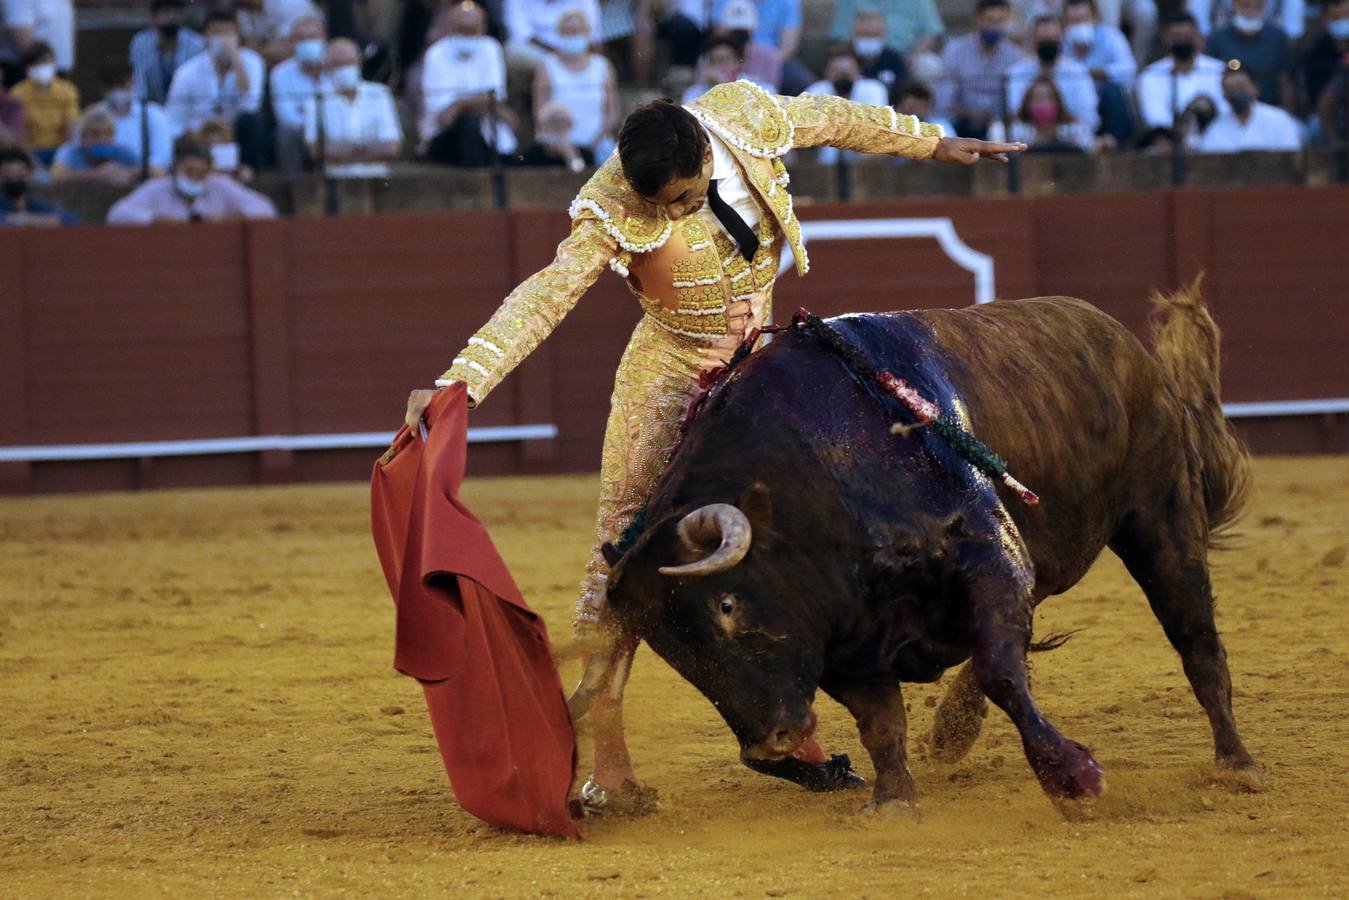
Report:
441,80,943,403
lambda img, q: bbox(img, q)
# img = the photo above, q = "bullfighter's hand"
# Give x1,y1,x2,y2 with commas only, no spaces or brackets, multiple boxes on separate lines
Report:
725,299,753,339
933,137,1028,165
405,388,441,435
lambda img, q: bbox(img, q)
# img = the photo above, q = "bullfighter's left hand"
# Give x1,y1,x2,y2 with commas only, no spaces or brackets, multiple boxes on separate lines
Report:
933,137,1028,165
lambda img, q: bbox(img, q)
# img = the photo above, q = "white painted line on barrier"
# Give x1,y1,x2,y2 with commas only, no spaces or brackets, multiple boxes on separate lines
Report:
0,424,560,463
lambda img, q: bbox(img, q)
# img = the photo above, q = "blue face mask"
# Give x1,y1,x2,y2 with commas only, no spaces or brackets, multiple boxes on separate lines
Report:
979,28,1004,48
86,143,122,162
1330,18,1349,40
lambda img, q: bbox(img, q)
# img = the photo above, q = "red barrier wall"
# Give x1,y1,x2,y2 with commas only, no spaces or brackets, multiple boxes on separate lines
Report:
2,186,1346,493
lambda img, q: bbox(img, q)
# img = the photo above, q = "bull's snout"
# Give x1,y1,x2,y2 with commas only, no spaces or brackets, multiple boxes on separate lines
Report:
740,711,818,761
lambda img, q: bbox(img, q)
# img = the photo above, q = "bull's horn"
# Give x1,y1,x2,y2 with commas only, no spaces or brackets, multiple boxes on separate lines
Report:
658,503,752,577
566,650,612,721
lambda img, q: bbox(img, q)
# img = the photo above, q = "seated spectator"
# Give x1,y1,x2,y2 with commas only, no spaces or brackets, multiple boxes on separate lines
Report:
107,136,276,223
1062,0,1136,145
1302,0,1349,124
49,108,139,186
1187,0,1304,41
166,9,266,172
515,100,593,169
1199,64,1302,150
1007,16,1100,136
846,8,909,91
828,0,944,62
197,118,252,181
236,0,323,67
657,0,712,74
3,0,75,74
421,1,518,166
0,84,23,147
935,0,1026,140
270,15,328,174
681,34,758,104
894,80,955,138
533,8,618,163
805,46,890,163
503,0,601,78
989,75,1096,150
712,0,814,95
1094,0,1158,63
1137,13,1228,131
129,0,207,106
0,146,74,225
10,42,78,166
303,38,402,177
1206,0,1293,108
94,61,173,175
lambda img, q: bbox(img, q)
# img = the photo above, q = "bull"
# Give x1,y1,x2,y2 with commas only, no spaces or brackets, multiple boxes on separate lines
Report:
573,284,1256,812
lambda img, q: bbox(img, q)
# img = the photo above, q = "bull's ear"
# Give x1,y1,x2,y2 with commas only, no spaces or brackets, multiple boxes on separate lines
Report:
739,482,773,532
601,541,623,567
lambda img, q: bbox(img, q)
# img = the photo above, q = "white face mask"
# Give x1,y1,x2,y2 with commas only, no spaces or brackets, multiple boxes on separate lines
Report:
208,35,237,62
555,34,589,57
852,37,884,58
294,38,325,65
330,64,361,91
446,34,475,57
175,174,206,197
1064,22,1095,47
1232,14,1264,33
105,88,134,114
28,62,56,85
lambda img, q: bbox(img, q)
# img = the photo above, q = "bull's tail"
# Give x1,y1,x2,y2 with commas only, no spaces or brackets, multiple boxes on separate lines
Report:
1147,275,1251,547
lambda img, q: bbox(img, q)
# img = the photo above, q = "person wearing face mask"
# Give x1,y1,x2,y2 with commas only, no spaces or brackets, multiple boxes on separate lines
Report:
270,15,329,174
302,38,402,177
936,0,1027,139
129,0,207,106
1205,0,1294,108
107,135,275,224
1300,0,1349,120
10,42,78,166
989,75,1096,150
1062,0,1137,145
533,9,618,163
1187,0,1305,41
1005,15,1100,140
93,61,173,175
681,35,754,104
50,108,139,185
235,0,323,67
0,146,74,226
420,1,519,166
1136,13,1228,130
804,46,890,163
166,10,266,170
2,0,76,74
828,0,944,64
1199,65,1302,150
846,9,908,91
503,0,601,81
514,99,593,169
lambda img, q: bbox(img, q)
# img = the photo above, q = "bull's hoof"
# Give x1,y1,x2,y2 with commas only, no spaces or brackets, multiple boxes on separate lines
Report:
860,797,921,820
1211,755,1264,793
1033,740,1105,802
742,753,867,792
579,777,661,817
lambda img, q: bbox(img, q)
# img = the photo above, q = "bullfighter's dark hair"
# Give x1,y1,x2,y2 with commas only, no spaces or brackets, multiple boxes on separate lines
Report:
618,100,708,199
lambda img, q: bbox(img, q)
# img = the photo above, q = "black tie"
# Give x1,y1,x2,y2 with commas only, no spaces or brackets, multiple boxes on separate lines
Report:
706,178,758,262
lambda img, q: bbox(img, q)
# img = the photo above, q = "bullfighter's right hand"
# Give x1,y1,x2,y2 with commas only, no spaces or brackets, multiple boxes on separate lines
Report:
405,387,443,435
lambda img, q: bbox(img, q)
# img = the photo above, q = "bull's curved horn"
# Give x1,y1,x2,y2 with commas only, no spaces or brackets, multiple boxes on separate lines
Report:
566,650,612,721
658,503,752,577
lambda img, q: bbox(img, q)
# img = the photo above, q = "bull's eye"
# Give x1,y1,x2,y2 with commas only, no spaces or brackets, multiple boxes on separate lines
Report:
719,597,735,615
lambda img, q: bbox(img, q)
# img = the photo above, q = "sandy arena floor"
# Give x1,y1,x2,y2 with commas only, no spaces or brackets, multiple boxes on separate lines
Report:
1,456,1347,897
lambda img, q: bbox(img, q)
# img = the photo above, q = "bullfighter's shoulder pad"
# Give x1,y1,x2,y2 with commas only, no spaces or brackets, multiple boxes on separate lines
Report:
686,80,795,160
569,155,673,257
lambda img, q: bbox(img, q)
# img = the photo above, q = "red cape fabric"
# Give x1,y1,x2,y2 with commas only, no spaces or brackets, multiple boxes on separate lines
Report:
370,385,580,840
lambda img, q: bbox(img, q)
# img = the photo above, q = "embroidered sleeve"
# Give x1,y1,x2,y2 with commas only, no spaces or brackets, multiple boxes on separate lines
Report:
778,92,943,160
440,218,617,405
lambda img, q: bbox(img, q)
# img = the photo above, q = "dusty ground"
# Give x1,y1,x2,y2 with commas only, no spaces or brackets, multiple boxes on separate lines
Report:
1,456,1346,898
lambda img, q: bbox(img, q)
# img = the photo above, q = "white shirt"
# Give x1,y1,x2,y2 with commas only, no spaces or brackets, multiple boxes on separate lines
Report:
540,52,610,148
1187,0,1305,39
165,48,266,135
1006,56,1100,134
698,126,761,239
100,99,174,170
1199,102,1303,152
3,0,75,70
419,34,517,154
270,56,327,131
303,81,403,176
238,0,321,46
1136,54,1228,130
504,0,602,49
803,78,890,164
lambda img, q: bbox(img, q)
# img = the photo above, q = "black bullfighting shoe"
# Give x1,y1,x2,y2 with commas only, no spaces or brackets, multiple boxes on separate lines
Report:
579,776,661,816
741,753,868,792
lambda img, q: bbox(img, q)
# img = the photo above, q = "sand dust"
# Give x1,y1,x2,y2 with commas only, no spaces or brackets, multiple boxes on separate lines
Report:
1,457,1347,897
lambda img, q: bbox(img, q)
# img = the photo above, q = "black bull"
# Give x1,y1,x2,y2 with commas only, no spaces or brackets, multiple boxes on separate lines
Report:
586,288,1256,812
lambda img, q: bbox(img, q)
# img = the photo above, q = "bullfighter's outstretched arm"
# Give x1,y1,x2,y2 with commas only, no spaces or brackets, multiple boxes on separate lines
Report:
780,92,944,160
439,218,617,405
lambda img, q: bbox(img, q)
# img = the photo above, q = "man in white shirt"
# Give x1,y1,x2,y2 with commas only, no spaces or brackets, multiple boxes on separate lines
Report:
504,0,602,74
270,14,327,173
421,1,518,165
304,38,403,177
1006,15,1100,135
97,61,173,173
2,0,75,72
1136,12,1227,130
803,47,890,164
236,0,322,65
1199,65,1301,151
166,9,267,170
1062,0,1136,144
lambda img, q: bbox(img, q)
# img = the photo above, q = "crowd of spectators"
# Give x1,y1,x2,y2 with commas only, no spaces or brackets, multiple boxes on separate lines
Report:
1,0,1347,226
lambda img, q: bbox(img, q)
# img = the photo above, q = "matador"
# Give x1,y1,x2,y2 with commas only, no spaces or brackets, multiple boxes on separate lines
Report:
405,80,1024,811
